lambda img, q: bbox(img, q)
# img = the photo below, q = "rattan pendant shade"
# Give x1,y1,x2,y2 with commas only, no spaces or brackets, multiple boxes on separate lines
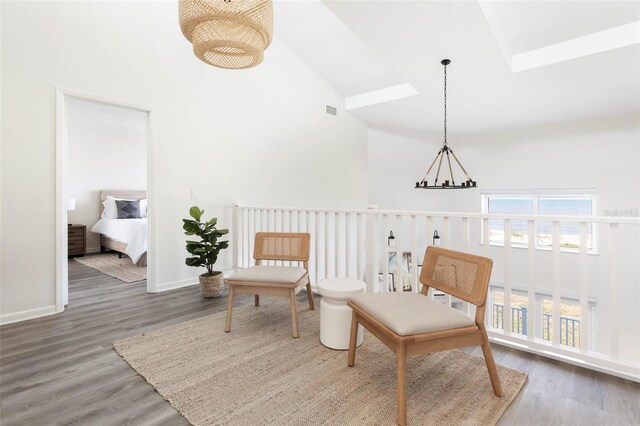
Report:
179,0,273,69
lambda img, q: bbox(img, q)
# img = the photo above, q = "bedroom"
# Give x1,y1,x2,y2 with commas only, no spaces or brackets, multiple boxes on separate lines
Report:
66,96,149,298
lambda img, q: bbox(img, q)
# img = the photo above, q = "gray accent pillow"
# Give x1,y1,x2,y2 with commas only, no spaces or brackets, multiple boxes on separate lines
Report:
115,200,142,219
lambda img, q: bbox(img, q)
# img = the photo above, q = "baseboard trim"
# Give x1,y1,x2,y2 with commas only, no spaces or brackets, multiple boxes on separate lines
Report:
154,278,199,293
153,270,236,293
0,305,58,326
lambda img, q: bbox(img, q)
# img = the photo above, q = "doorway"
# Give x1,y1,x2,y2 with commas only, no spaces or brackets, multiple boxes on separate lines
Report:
56,89,156,312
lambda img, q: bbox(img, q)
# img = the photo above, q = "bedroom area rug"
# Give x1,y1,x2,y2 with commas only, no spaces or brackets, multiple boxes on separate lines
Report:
75,253,146,283
114,299,528,425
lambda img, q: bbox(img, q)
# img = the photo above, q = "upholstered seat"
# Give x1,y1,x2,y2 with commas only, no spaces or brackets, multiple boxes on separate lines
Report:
227,265,307,285
349,292,474,336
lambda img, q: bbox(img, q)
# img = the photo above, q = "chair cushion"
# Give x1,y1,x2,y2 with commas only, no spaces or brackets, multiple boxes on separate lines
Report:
226,265,307,284
349,292,475,336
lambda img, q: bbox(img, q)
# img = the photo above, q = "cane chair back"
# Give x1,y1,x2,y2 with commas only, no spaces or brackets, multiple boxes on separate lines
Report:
253,232,310,263
420,246,493,307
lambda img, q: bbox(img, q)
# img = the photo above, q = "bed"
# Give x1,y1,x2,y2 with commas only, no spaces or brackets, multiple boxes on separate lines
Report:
91,190,148,267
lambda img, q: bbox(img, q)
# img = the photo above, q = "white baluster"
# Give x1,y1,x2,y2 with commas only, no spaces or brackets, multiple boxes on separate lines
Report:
313,211,318,285
552,220,561,347
335,212,341,277
482,217,489,255
410,215,418,292
324,212,329,280
356,213,362,280
504,219,512,335
346,213,352,278
579,221,589,353
462,217,470,313
233,205,240,270
609,223,619,359
427,216,434,299
395,215,404,292
527,220,535,341
443,216,450,248
383,215,390,292
366,210,379,293
482,217,489,325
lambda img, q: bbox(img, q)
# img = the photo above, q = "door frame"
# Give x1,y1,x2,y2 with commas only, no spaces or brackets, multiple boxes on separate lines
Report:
55,87,158,312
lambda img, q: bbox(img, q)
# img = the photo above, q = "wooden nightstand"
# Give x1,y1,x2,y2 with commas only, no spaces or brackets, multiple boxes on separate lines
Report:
68,224,86,257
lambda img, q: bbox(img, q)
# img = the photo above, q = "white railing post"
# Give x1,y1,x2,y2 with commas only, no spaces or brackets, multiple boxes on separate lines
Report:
462,217,470,314
365,206,379,293
579,221,589,353
383,215,390,292
334,212,341,277
504,219,512,335
233,205,240,270
527,219,535,340
482,217,490,325
411,215,418,293
443,216,450,248
609,223,619,360
552,220,561,347
312,211,318,285
427,216,434,299
324,212,329,280
356,213,363,280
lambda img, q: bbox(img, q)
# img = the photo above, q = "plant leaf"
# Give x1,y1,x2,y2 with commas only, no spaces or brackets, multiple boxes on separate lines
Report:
185,257,203,267
189,206,203,222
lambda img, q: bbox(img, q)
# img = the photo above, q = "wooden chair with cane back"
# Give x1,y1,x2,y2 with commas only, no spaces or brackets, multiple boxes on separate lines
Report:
347,246,504,425
225,232,314,338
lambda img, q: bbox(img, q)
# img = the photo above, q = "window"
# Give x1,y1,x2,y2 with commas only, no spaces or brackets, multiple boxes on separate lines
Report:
483,193,595,251
538,198,593,249
487,198,533,245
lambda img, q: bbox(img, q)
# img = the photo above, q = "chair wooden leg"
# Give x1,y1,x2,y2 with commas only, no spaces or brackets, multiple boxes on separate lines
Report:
306,279,315,310
479,325,504,397
347,311,358,367
225,286,235,332
289,288,299,338
254,295,260,306
396,342,407,426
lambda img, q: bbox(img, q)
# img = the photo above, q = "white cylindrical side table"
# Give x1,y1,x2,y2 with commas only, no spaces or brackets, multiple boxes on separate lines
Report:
317,278,366,350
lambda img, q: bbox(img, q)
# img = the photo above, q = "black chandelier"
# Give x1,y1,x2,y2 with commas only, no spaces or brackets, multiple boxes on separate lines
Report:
415,59,476,189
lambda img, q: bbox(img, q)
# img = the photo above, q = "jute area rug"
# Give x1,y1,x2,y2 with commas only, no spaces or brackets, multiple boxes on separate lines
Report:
114,299,527,425
75,253,146,283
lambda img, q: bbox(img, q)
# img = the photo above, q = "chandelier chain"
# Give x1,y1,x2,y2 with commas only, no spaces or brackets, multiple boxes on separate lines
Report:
443,62,447,146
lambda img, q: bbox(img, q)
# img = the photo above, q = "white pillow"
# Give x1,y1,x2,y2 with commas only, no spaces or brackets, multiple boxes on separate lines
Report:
102,196,147,219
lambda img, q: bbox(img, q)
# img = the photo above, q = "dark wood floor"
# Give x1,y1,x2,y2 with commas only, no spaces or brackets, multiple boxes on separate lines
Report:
1,261,638,425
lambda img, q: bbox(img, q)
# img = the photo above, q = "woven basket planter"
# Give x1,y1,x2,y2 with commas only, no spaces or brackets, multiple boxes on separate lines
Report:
199,272,224,298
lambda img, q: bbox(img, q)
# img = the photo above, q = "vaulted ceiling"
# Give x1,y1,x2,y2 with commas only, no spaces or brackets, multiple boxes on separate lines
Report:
275,1,640,134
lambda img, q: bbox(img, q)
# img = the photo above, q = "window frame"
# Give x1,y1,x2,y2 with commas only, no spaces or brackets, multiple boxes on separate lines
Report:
481,189,598,254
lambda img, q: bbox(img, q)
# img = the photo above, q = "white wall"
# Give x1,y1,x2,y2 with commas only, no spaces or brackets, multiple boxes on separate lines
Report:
68,98,147,252
369,115,640,213
0,1,368,322
367,116,640,364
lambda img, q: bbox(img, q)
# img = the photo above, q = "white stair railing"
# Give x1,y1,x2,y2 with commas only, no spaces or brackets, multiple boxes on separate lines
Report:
234,205,640,382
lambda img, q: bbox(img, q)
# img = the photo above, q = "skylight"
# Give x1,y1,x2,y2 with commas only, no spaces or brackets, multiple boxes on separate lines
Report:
512,21,640,72
344,83,419,111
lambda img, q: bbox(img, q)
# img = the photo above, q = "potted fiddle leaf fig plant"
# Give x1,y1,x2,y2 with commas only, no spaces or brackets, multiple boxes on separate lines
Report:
183,206,229,298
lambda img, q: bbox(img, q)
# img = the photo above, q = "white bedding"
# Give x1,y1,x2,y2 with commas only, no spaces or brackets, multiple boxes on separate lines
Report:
91,218,147,264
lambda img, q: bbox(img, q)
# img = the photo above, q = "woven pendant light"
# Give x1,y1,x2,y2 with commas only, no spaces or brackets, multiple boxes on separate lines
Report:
179,0,273,69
